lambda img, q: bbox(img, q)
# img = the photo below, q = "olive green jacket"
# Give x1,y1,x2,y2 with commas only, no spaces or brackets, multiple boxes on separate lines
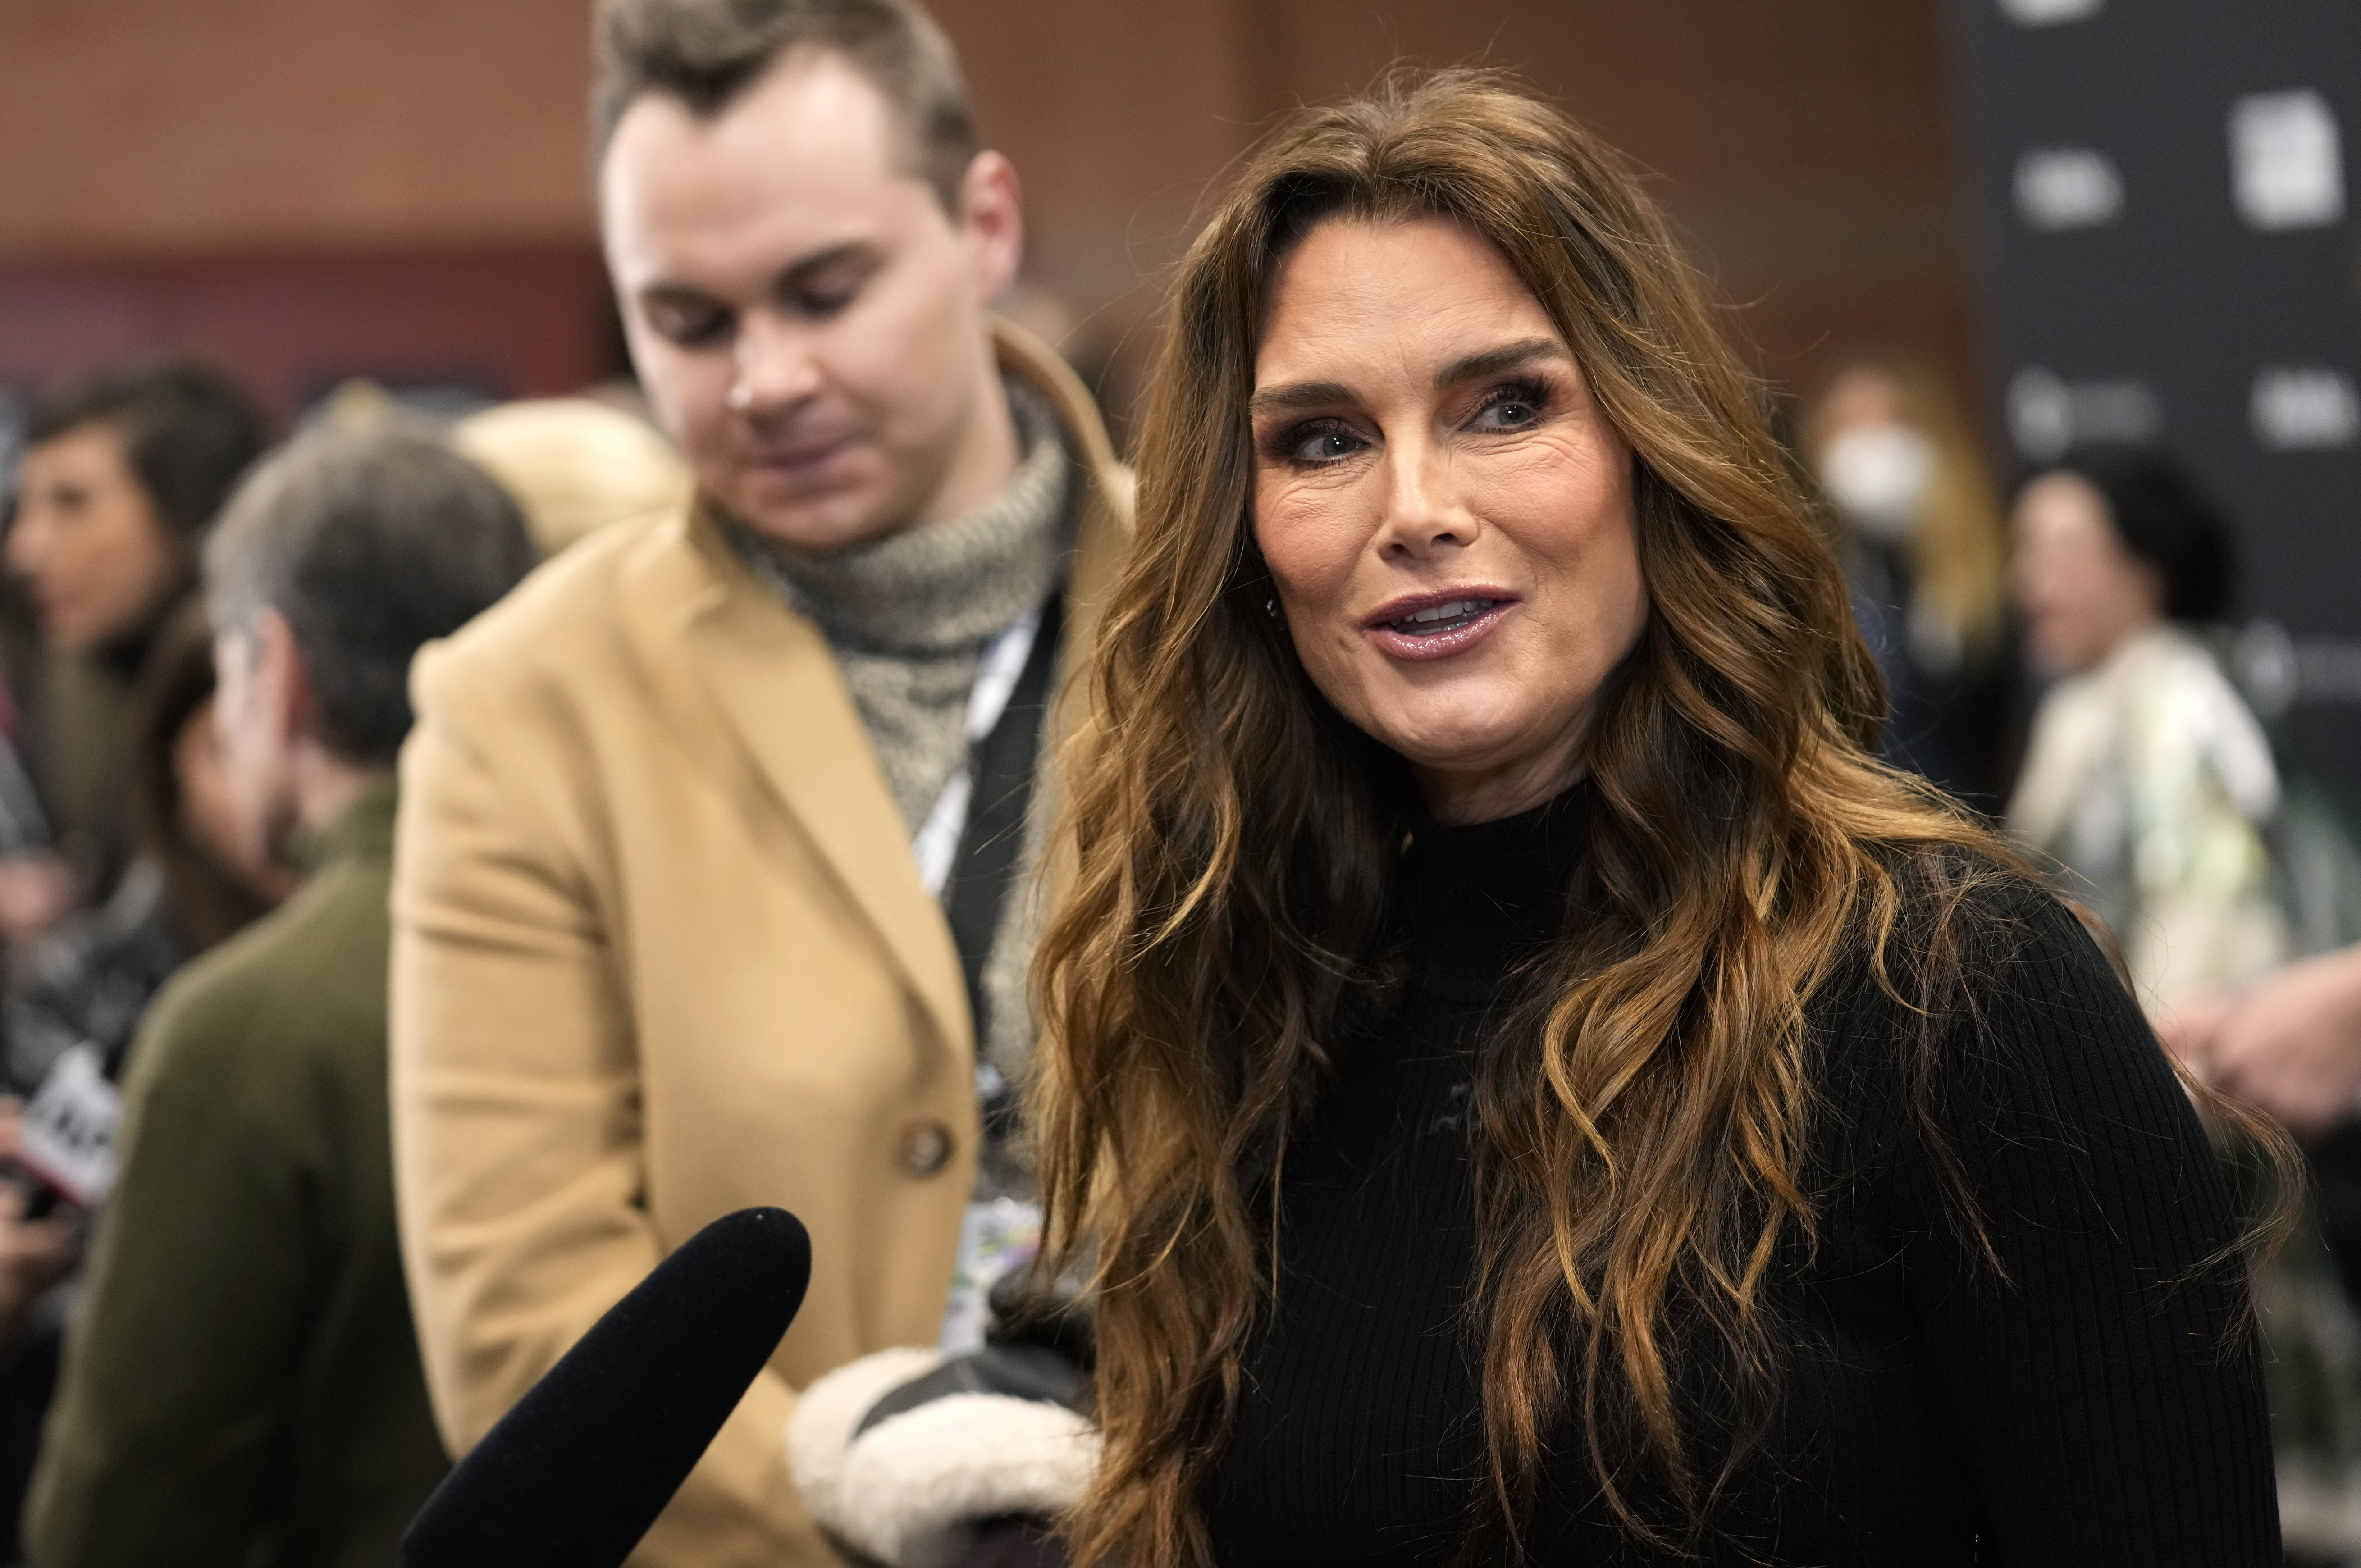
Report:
27,780,447,1568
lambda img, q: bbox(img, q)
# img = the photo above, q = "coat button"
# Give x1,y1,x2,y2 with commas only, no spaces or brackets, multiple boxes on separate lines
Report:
898,1120,954,1178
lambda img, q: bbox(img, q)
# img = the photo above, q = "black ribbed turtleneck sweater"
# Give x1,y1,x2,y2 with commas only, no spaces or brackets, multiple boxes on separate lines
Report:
1202,788,2277,1565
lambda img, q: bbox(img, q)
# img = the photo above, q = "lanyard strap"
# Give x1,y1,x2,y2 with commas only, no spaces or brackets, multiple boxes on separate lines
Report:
905,591,1066,1054
910,605,1043,898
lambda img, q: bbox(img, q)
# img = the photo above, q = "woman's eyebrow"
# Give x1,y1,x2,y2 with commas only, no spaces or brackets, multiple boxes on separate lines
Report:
1434,337,1567,389
1247,379,1356,416
1247,338,1567,415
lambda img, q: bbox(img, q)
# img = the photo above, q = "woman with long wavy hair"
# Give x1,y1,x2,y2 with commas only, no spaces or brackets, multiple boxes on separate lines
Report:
1029,72,2284,1567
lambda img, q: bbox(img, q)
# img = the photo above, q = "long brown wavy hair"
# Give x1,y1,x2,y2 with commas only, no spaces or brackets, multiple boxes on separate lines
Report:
1030,70,2283,1565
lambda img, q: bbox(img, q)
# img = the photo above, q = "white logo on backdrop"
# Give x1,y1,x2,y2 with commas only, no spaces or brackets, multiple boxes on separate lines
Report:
2007,367,2165,461
2251,365,2361,450
2014,147,2126,229
2230,91,2346,230
2236,619,2361,717
1996,0,2101,25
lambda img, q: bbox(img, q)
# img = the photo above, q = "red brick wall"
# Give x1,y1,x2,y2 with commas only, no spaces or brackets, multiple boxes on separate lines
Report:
0,0,595,254
935,0,1986,428
0,0,1985,439
0,250,616,426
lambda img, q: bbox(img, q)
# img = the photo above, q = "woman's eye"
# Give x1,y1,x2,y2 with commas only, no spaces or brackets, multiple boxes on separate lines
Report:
1472,386,1548,430
1286,424,1366,465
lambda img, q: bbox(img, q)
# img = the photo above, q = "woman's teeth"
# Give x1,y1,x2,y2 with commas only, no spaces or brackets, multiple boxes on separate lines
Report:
1391,598,1499,634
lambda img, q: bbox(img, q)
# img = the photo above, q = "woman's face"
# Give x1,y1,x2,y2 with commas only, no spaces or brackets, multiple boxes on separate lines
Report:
2010,470,2163,676
7,422,187,652
1250,215,1646,825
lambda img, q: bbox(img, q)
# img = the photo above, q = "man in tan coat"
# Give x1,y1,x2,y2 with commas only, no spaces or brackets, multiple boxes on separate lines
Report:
388,3,1129,1563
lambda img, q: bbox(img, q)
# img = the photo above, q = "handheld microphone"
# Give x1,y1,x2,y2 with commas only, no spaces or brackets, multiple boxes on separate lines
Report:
400,1205,812,1568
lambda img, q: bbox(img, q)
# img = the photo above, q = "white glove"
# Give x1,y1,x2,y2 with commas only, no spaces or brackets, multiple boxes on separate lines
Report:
785,1347,1100,1568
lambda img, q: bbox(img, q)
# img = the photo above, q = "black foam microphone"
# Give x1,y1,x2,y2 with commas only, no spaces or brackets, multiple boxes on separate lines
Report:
400,1205,812,1568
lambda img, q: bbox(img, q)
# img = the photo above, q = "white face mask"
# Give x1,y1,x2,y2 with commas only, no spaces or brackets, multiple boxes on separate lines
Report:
1820,423,1936,544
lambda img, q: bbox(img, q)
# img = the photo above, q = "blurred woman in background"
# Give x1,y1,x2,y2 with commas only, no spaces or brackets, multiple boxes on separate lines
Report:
2,360,267,944
1804,353,2014,810
2005,448,2284,1013
1033,72,2284,1568
5,610,292,1093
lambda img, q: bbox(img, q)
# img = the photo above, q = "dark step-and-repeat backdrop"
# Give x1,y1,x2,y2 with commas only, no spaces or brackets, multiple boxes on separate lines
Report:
1949,0,2361,798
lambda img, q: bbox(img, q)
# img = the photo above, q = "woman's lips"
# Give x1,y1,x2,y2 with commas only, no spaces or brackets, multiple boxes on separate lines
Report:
1361,591,1519,662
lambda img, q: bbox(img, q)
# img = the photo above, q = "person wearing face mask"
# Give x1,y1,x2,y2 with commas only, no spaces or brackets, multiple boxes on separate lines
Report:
1804,356,2014,811
1025,73,2286,1568
2,362,269,947
387,2,1132,1563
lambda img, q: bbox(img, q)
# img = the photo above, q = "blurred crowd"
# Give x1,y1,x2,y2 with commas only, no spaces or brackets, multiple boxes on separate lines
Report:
0,0,2356,1565
0,360,695,1559
1806,353,2361,1563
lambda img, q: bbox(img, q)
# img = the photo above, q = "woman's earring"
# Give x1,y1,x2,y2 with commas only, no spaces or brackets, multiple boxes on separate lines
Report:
1265,597,1280,619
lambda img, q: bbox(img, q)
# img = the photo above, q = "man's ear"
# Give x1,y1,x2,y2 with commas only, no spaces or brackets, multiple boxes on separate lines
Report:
251,607,326,751
958,150,1023,305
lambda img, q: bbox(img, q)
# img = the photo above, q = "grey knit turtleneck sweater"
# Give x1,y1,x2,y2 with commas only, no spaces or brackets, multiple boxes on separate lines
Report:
730,379,1071,835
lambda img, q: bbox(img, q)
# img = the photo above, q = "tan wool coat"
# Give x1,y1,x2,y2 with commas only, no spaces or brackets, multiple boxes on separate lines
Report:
389,323,1131,1568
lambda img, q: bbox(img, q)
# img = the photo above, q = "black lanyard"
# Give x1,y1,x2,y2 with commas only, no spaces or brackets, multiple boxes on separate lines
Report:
942,588,1066,1058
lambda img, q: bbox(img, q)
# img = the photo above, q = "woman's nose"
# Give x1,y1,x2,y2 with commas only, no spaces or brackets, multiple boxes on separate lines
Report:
1374,440,1480,558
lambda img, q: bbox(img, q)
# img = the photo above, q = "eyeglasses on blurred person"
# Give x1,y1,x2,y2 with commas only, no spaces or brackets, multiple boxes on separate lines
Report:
23,424,537,1568
386,1,1132,1563
1027,69,2292,1568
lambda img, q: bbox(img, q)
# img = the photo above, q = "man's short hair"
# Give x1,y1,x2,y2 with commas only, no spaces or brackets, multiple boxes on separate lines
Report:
205,426,539,767
592,0,977,213
26,358,269,539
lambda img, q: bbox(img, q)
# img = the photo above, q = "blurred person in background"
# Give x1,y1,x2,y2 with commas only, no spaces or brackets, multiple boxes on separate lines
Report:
2170,963,2361,1564
2002,448,2361,1558
451,395,691,556
2173,943,2361,1137
2004,448,2284,1012
6,613,292,1094
1,363,267,946
24,425,536,1568
0,616,292,1557
389,0,1132,1563
1804,352,2014,810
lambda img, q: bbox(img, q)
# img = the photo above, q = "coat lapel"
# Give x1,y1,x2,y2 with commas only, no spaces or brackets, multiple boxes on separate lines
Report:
654,508,974,1063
